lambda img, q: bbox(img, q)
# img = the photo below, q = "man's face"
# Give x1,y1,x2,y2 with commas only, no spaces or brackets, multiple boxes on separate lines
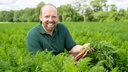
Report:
40,6,58,32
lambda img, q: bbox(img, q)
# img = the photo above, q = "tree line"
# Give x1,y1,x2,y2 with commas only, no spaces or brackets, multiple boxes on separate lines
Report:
0,0,128,22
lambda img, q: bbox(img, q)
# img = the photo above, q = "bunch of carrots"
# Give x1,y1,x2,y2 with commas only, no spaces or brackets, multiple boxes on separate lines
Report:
74,43,94,61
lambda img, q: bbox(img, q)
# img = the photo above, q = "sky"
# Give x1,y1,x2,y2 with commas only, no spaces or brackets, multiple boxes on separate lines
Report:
0,0,128,11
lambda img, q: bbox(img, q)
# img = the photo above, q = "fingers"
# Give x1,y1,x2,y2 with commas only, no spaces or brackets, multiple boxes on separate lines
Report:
82,48,94,58
82,51,88,58
73,50,86,61
72,47,95,61
87,48,94,54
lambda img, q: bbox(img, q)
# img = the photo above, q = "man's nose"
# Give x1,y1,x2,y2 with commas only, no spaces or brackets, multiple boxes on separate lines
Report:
49,17,53,21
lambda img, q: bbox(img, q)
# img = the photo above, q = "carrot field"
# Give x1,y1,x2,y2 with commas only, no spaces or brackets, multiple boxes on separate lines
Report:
0,22,128,72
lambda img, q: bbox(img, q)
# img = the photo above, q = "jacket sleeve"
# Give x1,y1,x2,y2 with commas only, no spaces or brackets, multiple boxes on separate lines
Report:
26,32,43,55
63,25,76,51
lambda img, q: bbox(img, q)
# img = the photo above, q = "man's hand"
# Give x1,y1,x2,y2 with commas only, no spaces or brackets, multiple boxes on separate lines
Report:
74,48,94,61
69,43,94,61
82,48,94,58
69,45,83,57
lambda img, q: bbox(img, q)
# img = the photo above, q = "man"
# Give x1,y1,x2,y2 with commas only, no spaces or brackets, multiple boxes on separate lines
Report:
26,4,94,59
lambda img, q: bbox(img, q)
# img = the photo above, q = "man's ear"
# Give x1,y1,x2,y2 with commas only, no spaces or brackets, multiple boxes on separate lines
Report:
39,15,42,21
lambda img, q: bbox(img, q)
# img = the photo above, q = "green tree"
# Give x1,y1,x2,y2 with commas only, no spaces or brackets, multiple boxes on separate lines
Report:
7,10,14,22
110,4,117,12
72,0,90,22
92,11,108,22
13,10,22,22
85,7,93,21
124,10,128,22
0,11,6,22
21,8,34,22
33,2,45,22
90,0,107,12
58,4,78,22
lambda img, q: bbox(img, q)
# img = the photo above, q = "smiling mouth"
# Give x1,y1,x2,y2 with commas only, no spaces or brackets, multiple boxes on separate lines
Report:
48,23,54,28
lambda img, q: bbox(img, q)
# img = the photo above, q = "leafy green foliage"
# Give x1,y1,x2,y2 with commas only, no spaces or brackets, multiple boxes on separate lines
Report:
90,41,116,70
0,22,127,72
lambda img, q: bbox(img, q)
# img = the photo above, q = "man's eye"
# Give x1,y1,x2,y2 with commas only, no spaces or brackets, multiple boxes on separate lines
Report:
52,16,57,18
45,16,49,18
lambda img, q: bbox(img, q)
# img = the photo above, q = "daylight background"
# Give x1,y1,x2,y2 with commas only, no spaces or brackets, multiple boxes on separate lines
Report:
0,0,128,22
0,0,128,11
0,0,128,72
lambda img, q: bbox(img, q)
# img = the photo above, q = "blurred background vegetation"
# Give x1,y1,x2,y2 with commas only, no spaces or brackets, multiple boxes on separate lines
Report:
0,0,128,22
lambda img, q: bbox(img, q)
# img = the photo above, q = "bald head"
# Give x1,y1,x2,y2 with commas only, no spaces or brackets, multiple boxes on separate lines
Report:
40,4,58,16
39,4,59,34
